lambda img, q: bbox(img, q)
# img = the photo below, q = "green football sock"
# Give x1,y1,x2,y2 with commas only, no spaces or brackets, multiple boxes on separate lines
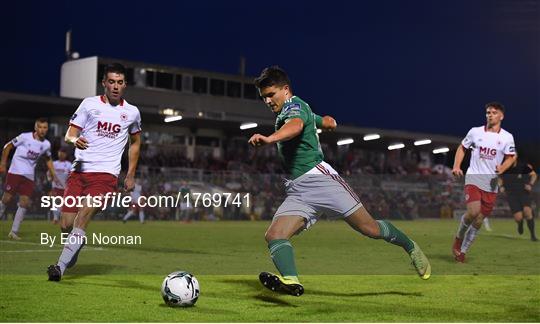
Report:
376,220,415,253
268,239,298,277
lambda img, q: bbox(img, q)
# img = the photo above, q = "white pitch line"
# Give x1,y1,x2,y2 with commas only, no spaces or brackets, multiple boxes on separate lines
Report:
0,240,47,246
0,240,106,251
0,248,106,253
0,249,63,253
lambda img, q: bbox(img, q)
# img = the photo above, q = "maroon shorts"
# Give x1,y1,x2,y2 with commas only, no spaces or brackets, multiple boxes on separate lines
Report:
52,188,65,197
4,173,34,197
464,184,497,216
62,172,118,213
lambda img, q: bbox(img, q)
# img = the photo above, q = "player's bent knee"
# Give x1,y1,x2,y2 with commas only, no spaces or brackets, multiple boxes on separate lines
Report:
264,229,290,242
2,193,13,204
18,196,31,209
264,231,279,242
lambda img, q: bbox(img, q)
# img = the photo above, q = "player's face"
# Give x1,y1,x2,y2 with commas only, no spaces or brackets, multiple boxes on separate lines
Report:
102,72,126,104
486,107,503,126
259,85,290,114
58,151,67,161
34,121,48,139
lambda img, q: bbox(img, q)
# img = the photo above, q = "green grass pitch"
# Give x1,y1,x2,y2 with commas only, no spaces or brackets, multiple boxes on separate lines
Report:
1,219,539,322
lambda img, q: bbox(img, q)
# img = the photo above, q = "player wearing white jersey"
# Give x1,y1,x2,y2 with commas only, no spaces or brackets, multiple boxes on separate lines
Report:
122,181,145,223
0,118,59,240
451,102,516,263
48,63,142,281
48,148,71,224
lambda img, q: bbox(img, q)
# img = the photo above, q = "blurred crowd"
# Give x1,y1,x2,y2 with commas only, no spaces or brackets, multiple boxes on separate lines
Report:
1,137,538,222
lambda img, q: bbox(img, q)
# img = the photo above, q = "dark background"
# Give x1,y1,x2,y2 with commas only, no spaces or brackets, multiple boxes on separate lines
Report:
1,0,538,143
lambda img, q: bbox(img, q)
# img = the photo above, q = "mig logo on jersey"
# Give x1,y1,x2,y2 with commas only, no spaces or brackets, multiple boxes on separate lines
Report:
96,121,121,139
479,146,497,160
26,150,40,160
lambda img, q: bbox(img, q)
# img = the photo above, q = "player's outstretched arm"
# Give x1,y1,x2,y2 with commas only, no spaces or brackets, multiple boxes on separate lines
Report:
248,118,304,147
65,126,88,150
124,133,141,191
321,116,337,131
315,114,337,131
452,145,466,177
0,142,14,174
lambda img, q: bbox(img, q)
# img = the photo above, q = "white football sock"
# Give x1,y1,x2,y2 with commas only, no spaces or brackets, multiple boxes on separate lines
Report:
0,201,6,219
461,226,479,253
10,205,27,233
483,217,491,230
57,227,86,274
139,211,145,223
52,209,61,221
123,211,134,221
456,214,470,239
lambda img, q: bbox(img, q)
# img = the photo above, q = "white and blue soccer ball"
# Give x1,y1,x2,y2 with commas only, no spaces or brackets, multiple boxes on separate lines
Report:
161,271,200,307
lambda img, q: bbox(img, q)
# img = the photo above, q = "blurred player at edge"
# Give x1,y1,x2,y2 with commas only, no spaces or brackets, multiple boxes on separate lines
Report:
452,102,516,263
499,155,537,241
122,179,145,224
249,66,431,296
47,63,142,281
0,118,59,239
48,147,71,224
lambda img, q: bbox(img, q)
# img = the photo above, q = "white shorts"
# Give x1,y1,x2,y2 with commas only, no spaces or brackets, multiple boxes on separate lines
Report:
274,161,363,231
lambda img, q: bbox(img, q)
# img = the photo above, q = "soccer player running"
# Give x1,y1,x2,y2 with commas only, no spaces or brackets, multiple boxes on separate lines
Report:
0,118,59,239
499,155,537,241
122,180,145,224
249,66,431,296
452,102,516,263
49,147,71,224
47,63,142,281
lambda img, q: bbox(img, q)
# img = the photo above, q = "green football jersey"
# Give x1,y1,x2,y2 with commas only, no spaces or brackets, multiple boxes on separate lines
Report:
275,96,324,179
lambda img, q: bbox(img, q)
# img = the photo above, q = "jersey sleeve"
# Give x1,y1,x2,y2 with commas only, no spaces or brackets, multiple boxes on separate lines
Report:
11,133,27,148
313,113,323,128
504,134,516,155
69,100,88,130
129,110,142,135
461,128,475,149
282,102,309,123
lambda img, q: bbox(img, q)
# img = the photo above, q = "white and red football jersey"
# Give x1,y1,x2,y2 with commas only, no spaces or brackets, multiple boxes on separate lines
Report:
462,126,515,192
52,160,72,189
69,95,142,176
9,132,51,180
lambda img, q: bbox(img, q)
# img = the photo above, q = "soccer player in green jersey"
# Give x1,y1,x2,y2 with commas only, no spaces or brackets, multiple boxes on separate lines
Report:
249,66,431,296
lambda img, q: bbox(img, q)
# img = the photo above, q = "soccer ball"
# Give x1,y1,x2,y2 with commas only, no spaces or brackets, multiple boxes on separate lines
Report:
161,271,200,307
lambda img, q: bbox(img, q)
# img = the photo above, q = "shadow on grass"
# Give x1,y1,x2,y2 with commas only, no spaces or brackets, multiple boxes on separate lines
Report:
307,288,422,297
427,253,460,263
65,263,121,278
219,278,261,290
71,278,157,293
219,278,421,299
484,233,528,241
253,294,298,307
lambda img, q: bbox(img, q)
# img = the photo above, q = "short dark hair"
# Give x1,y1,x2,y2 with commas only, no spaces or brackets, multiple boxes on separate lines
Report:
35,117,48,124
103,63,126,80
254,66,291,89
485,101,505,113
